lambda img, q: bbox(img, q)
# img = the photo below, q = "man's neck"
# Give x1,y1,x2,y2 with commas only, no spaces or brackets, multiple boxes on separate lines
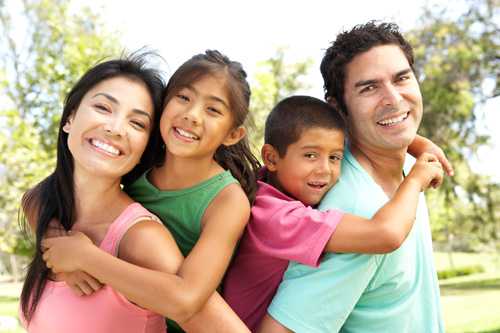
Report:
350,141,407,198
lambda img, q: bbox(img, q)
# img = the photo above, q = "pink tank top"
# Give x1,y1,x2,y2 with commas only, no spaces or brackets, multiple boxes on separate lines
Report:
24,203,167,333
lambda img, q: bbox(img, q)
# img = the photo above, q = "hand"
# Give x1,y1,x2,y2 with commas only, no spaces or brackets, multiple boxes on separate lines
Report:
408,135,454,177
407,153,444,191
41,231,95,274
56,271,104,296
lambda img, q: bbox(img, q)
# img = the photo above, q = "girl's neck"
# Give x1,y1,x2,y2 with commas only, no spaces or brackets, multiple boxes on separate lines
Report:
73,171,131,224
152,154,225,191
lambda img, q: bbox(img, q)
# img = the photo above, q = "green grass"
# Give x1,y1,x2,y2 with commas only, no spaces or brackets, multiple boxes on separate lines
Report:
0,252,499,333
435,252,500,333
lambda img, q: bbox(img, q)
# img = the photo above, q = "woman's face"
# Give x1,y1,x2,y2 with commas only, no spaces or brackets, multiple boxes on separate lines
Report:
63,76,154,180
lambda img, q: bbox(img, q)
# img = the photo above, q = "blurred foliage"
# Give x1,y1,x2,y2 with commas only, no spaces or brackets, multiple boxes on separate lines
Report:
248,47,313,155
0,0,121,258
408,0,500,251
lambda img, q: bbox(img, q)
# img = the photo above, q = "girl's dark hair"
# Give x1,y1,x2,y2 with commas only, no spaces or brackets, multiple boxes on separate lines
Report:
20,53,165,322
161,50,261,201
320,21,415,116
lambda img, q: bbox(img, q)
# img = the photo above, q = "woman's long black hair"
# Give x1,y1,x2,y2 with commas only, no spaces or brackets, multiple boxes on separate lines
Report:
20,53,165,322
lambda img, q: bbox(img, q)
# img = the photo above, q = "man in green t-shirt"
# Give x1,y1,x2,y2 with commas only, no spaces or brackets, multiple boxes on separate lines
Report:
265,22,445,332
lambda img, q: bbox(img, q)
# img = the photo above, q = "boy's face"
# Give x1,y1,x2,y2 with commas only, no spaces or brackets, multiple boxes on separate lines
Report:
264,127,344,207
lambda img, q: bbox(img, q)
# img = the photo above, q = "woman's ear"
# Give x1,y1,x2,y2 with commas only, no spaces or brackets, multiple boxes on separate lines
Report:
62,115,74,133
222,125,246,146
261,144,280,172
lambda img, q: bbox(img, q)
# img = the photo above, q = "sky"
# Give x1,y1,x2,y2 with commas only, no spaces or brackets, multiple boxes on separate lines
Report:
11,0,500,181
87,0,499,181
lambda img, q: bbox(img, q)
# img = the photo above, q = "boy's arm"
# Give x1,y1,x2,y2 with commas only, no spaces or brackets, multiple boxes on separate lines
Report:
324,152,443,254
408,134,454,176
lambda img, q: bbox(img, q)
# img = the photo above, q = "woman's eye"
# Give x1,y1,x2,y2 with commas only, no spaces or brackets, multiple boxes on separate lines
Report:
130,120,146,130
95,104,110,112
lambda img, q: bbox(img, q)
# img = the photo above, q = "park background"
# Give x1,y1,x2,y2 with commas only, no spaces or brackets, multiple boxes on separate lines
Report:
0,0,498,332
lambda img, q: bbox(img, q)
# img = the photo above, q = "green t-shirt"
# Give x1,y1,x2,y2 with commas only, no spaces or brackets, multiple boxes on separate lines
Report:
268,148,444,333
126,170,238,332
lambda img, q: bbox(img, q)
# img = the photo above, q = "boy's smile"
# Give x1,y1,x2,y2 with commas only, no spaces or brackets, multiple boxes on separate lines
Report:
264,127,344,207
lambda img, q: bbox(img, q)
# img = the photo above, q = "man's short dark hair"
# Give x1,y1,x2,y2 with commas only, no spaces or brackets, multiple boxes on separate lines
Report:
320,21,415,116
264,95,345,156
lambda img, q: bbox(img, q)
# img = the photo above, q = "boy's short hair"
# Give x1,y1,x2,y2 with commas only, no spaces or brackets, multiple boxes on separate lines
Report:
264,95,345,156
320,21,415,116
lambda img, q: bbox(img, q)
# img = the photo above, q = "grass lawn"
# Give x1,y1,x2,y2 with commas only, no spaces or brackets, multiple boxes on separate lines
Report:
0,252,498,333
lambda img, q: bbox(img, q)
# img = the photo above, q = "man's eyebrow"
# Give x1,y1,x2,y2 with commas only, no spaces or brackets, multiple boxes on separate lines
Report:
394,68,413,78
354,78,378,88
93,93,119,104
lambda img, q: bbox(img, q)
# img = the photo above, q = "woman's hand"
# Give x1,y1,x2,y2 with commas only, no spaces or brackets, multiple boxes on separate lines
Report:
41,231,95,274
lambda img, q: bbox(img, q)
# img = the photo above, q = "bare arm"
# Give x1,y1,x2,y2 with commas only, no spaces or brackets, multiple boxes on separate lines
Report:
324,152,443,254
42,184,250,326
408,134,454,176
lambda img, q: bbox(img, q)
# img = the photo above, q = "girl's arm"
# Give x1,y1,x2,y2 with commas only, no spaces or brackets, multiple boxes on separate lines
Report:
408,134,454,176
324,152,443,254
42,183,250,326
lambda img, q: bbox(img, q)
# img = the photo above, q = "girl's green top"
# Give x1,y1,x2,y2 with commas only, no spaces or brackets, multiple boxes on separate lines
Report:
126,169,238,257
126,170,239,333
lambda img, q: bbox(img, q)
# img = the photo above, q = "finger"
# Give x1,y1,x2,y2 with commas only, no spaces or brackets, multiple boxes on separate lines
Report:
77,281,95,296
42,251,50,262
84,274,104,292
68,284,85,297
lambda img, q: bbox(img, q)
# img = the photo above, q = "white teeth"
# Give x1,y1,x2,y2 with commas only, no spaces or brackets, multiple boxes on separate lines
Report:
176,127,199,140
91,139,120,156
378,112,408,126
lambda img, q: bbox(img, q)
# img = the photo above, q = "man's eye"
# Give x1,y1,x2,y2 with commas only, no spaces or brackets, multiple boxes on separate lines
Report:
360,85,376,94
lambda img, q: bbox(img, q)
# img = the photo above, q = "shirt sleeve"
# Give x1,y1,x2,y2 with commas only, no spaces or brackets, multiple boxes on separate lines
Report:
248,196,343,267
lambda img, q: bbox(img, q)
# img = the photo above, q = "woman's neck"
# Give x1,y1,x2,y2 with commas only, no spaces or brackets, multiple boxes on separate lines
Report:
151,153,224,191
73,172,130,224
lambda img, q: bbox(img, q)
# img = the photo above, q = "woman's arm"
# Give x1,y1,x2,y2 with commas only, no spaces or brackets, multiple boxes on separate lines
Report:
42,183,250,325
324,152,443,254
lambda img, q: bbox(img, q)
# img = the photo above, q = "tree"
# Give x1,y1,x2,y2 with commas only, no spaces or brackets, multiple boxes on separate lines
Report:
408,0,499,251
0,0,122,277
248,47,313,154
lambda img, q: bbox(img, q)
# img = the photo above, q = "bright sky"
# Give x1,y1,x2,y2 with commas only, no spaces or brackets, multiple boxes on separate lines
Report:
55,1,500,181
91,0,499,180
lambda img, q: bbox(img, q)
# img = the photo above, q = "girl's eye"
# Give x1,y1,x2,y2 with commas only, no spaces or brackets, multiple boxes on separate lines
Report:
207,107,222,115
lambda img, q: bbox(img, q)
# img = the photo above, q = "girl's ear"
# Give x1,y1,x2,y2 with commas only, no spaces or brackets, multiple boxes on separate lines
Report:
222,125,246,146
261,144,279,172
62,114,75,133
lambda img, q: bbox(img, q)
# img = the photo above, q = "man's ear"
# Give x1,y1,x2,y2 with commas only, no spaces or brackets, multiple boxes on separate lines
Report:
261,144,280,172
62,114,75,133
222,126,246,146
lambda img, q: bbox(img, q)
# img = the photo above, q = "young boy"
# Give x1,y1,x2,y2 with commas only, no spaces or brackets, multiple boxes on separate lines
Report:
223,95,443,332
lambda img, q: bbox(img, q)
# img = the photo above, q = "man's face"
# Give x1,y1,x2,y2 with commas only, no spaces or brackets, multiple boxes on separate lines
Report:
342,44,423,152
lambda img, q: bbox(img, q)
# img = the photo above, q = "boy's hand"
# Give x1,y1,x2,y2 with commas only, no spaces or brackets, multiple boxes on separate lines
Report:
57,271,103,296
41,231,94,274
408,135,454,176
407,153,444,191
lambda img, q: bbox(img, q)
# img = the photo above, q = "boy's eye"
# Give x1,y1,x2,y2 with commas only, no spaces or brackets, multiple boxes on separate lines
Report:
176,94,190,102
330,154,343,162
304,153,317,159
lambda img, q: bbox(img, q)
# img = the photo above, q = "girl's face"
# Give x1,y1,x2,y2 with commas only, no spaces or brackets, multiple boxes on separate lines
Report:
64,76,154,180
160,74,245,160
